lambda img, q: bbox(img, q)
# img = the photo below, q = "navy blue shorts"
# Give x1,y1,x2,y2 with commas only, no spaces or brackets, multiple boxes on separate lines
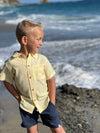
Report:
19,102,61,128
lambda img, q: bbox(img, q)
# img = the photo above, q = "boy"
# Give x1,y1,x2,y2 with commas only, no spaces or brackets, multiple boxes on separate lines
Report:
0,20,66,133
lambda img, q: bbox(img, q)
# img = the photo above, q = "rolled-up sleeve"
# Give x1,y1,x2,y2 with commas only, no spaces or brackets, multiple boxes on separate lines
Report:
0,62,14,84
44,57,55,80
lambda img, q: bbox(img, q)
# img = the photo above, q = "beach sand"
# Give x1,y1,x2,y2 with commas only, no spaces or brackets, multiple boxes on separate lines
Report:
0,88,51,133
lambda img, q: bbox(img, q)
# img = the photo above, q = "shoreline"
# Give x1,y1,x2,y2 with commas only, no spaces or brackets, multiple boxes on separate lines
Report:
0,83,100,133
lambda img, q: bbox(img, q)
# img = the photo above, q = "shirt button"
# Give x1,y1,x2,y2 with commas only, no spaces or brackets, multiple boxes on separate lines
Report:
32,89,34,91
34,99,36,101
29,76,32,79
27,65,30,67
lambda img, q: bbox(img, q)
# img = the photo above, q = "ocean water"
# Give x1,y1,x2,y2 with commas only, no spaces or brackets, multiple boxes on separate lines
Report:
0,0,100,89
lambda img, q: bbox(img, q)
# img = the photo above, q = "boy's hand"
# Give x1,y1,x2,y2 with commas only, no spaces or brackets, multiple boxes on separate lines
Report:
47,77,56,105
16,95,21,104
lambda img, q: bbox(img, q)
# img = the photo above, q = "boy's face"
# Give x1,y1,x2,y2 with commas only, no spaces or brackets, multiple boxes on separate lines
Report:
26,27,44,54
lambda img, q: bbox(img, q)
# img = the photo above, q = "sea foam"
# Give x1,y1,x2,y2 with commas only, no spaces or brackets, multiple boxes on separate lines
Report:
0,39,99,89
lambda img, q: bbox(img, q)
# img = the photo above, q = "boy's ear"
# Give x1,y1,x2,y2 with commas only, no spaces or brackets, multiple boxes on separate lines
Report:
21,36,27,45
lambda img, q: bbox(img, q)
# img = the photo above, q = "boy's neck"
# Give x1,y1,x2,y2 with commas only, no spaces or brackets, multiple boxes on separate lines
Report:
19,47,37,58
19,47,29,58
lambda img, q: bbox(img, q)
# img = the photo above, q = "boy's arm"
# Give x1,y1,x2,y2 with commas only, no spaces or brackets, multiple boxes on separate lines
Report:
46,77,56,105
3,81,21,103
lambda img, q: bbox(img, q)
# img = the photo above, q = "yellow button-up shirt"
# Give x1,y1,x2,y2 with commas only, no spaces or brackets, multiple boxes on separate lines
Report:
0,52,55,113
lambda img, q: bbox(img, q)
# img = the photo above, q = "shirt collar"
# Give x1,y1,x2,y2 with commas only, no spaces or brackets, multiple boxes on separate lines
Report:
30,53,38,59
12,52,38,59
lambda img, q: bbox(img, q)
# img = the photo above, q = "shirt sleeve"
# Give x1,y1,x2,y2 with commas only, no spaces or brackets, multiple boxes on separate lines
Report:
44,56,56,80
0,61,14,84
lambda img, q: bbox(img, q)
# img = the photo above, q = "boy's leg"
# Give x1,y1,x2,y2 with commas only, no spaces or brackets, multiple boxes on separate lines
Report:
19,107,39,133
27,125,38,133
40,102,66,133
50,126,66,133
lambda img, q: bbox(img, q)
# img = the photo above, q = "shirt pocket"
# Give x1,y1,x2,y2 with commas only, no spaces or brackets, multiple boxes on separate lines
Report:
32,65,45,80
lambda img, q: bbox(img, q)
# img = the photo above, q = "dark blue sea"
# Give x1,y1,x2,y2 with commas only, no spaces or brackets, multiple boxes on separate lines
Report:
0,0,100,89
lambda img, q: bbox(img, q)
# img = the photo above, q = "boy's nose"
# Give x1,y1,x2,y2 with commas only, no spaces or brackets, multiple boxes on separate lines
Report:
40,40,43,46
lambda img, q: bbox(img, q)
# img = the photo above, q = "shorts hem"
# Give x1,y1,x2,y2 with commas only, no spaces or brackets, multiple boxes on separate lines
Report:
43,123,61,129
21,122,38,128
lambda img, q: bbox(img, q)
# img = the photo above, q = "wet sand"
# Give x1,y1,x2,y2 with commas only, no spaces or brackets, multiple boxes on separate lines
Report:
57,84,100,133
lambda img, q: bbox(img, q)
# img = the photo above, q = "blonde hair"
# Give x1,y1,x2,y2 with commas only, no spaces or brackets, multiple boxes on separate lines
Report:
16,19,43,43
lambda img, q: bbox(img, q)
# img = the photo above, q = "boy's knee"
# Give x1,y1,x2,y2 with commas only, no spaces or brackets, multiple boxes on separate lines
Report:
51,125,66,133
27,125,38,133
